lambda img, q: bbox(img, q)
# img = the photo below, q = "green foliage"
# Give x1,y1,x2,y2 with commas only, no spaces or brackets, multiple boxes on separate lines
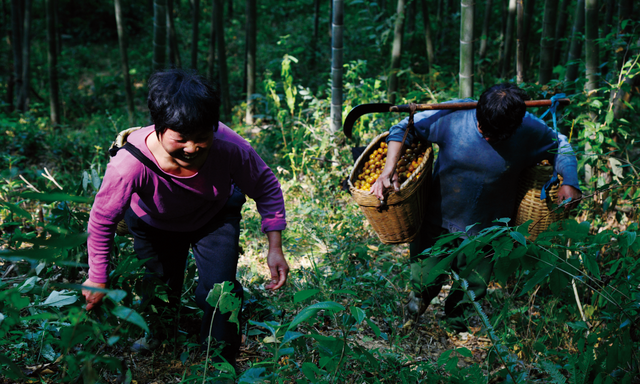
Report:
1,2,640,382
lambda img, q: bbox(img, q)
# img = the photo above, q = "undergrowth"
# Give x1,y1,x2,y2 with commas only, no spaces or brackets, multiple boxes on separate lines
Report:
1,20,640,384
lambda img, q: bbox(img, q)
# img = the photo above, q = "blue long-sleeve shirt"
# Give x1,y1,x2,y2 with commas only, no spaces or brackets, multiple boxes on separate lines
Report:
388,104,580,235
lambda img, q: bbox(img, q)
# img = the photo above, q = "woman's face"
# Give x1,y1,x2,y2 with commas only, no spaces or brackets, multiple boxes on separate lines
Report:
158,128,214,166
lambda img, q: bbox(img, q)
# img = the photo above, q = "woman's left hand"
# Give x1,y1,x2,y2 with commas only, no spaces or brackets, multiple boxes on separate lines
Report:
266,249,289,290
265,231,289,290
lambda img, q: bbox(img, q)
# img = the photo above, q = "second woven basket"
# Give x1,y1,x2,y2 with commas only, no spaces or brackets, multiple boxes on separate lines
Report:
514,165,568,240
348,132,434,244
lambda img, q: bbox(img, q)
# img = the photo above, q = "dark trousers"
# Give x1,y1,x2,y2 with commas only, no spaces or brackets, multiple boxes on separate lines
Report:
124,188,246,364
410,223,494,330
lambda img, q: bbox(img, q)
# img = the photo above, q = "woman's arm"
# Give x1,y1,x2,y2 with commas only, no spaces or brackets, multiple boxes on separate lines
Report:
264,230,289,290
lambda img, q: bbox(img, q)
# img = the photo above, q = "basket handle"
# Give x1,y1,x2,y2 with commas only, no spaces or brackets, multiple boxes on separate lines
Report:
378,103,418,210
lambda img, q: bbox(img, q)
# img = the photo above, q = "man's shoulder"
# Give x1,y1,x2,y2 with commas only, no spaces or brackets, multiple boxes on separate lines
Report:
521,112,548,129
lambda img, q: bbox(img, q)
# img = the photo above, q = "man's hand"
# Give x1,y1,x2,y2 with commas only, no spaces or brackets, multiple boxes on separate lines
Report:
265,231,289,290
82,279,107,310
370,170,400,200
557,185,581,211
370,141,403,200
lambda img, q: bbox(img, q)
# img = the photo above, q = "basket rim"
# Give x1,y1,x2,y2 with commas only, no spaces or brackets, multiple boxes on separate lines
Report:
348,132,433,206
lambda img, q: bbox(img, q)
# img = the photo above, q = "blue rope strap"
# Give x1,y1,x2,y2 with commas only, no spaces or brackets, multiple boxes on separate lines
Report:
539,93,566,200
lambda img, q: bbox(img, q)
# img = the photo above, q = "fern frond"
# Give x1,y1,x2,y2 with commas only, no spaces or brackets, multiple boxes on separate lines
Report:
540,359,567,384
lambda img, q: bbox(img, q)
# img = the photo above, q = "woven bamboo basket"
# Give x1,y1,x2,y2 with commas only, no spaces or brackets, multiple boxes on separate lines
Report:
348,132,434,244
514,165,568,240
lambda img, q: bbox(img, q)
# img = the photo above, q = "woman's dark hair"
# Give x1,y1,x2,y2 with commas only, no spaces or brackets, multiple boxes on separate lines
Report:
476,83,529,141
147,69,220,136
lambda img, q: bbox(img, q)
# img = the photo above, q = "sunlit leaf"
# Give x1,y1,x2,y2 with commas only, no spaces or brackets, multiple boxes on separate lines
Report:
263,336,278,343
608,158,623,178
91,169,101,190
43,290,78,307
19,276,39,293
41,344,58,362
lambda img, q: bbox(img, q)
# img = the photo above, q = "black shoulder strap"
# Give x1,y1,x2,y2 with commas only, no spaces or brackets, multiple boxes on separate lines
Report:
120,142,179,185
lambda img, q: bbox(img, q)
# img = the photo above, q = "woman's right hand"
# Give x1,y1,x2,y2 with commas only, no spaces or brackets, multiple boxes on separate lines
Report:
82,279,107,310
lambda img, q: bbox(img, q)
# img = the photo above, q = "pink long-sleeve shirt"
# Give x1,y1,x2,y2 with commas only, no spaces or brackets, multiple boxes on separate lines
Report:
87,124,286,283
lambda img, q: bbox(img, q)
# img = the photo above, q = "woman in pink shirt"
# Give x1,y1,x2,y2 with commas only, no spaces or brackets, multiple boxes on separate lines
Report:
81,69,288,368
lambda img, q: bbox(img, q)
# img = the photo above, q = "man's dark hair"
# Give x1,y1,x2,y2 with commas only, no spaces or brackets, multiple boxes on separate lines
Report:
147,69,220,137
476,83,529,141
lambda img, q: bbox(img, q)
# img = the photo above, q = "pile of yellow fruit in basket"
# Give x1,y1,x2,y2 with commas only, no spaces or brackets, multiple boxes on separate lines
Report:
354,141,428,192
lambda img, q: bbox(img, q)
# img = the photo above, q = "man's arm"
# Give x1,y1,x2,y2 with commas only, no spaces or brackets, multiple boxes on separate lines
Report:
554,133,582,207
370,141,403,200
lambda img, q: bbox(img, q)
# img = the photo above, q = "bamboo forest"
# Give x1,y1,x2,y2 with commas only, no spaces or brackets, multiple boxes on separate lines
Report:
0,0,639,382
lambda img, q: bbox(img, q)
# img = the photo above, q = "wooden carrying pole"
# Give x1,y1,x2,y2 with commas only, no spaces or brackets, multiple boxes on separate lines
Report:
390,98,570,112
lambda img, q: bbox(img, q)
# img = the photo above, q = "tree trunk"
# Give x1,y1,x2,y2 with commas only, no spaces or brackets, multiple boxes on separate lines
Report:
53,0,61,58
388,0,405,105
538,0,557,85
439,0,447,47
405,0,416,46
459,0,474,97
153,0,167,70
585,0,599,94
522,0,536,73
207,0,216,80
565,0,585,83
420,0,434,67
552,0,570,67
115,0,135,125
227,0,233,19
516,0,523,83
215,0,230,120
478,0,492,59
10,0,22,111
599,0,615,79
167,0,182,67
501,0,516,79
615,0,632,73
46,0,60,124
310,0,320,67
245,0,256,124
191,0,199,69
497,0,507,72
330,0,343,133
18,0,31,111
